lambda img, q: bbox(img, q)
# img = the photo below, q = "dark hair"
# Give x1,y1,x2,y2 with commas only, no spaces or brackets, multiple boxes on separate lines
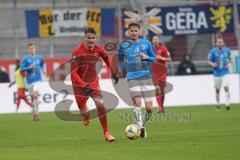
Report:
150,35,160,42
128,22,141,29
84,27,96,35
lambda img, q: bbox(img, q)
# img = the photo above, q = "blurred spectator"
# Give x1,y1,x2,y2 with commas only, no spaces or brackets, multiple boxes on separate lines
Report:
0,66,10,83
177,54,196,75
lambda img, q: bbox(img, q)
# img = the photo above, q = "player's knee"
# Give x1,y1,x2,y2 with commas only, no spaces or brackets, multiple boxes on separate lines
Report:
146,105,153,113
31,92,39,99
145,101,153,113
93,97,104,107
132,96,141,107
146,108,153,114
134,100,141,107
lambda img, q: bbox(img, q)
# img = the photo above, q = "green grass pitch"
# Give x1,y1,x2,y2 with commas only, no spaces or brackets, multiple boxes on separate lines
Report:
0,104,239,160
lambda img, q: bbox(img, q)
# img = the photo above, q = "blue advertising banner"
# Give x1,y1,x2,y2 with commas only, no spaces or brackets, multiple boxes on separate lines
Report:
123,5,234,36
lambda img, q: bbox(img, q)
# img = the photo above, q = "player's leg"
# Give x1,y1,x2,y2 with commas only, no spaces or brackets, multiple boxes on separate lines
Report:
156,77,166,113
222,75,230,110
128,80,143,129
141,79,155,138
214,77,222,111
29,84,40,121
89,80,115,142
154,78,163,112
92,95,115,142
20,88,32,108
132,96,143,128
74,95,90,126
16,93,21,112
22,96,32,108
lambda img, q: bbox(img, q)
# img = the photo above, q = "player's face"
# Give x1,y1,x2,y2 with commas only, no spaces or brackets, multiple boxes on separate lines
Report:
28,45,36,55
128,26,140,41
152,36,160,46
216,39,224,49
84,33,96,49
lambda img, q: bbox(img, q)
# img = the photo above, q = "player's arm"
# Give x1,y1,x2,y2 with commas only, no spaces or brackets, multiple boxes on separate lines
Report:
157,47,171,62
140,41,156,62
208,50,217,68
100,49,111,69
71,51,85,86
226,49,233,70
100,48,119,84
20,57,33,71
228,50,233,64
40,56,47,76
117,44,125,70
116,44,126,77
8,81,16,88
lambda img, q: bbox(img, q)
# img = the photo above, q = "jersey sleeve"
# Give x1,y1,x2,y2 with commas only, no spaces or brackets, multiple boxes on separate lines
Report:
40,56,45,71
99,47,111,69
71,48,85,86
146,40,156,62
118,43,126,70
163,46,170,58
227,48,231,58
208,49,215,62
20,56,31,71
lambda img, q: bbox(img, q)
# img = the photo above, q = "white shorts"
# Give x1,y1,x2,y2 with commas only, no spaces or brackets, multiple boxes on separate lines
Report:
128,79,156,102
214,75,229,90
27,81,41,96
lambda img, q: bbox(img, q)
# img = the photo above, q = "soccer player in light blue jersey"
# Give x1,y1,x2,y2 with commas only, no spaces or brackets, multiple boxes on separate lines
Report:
118,22,156,138
21,43,46,121
208,37,232,111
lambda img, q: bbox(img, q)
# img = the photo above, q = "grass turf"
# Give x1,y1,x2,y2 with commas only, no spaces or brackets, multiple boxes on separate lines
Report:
0,104,239,160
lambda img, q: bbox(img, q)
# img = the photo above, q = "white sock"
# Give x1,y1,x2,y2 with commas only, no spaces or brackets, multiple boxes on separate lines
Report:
143,112,152,127
225,92,230,106
216,93,220,106
33,99,39,115
134,107,143,128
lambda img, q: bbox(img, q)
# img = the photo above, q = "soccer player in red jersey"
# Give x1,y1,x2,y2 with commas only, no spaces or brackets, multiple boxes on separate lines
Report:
151,35,171,113
71,28,118,142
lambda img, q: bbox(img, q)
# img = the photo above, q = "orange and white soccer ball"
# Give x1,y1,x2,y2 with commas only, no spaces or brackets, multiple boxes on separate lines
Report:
124,124,140,140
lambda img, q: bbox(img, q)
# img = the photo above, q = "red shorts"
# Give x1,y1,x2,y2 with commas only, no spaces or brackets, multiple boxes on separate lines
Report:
72,79,102,110
151,63,167,87
17,88,26,98
152,74,167,88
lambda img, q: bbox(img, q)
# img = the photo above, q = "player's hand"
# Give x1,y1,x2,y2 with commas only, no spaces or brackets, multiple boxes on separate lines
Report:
83,86,94,95
30,64,34,69
140,53,148,59
116,69,125,78
226,64,231,70
111,73,119,84
43,72,47,77
212,63,218,68
156,55,164,61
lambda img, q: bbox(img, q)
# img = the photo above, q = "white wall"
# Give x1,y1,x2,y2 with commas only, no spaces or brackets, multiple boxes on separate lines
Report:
0,74,239,114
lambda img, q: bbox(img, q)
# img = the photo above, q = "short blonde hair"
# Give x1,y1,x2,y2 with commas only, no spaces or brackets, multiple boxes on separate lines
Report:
27,42,36,47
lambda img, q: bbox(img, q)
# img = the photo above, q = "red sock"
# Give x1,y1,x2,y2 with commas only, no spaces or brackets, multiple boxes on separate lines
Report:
156,96,164,110
22,97,32,108
97,105,108,133
161,95,165,108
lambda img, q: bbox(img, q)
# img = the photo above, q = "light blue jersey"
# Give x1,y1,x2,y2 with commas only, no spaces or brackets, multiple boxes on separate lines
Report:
208,47,231,77
20,54,45,84
118,39,156,80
